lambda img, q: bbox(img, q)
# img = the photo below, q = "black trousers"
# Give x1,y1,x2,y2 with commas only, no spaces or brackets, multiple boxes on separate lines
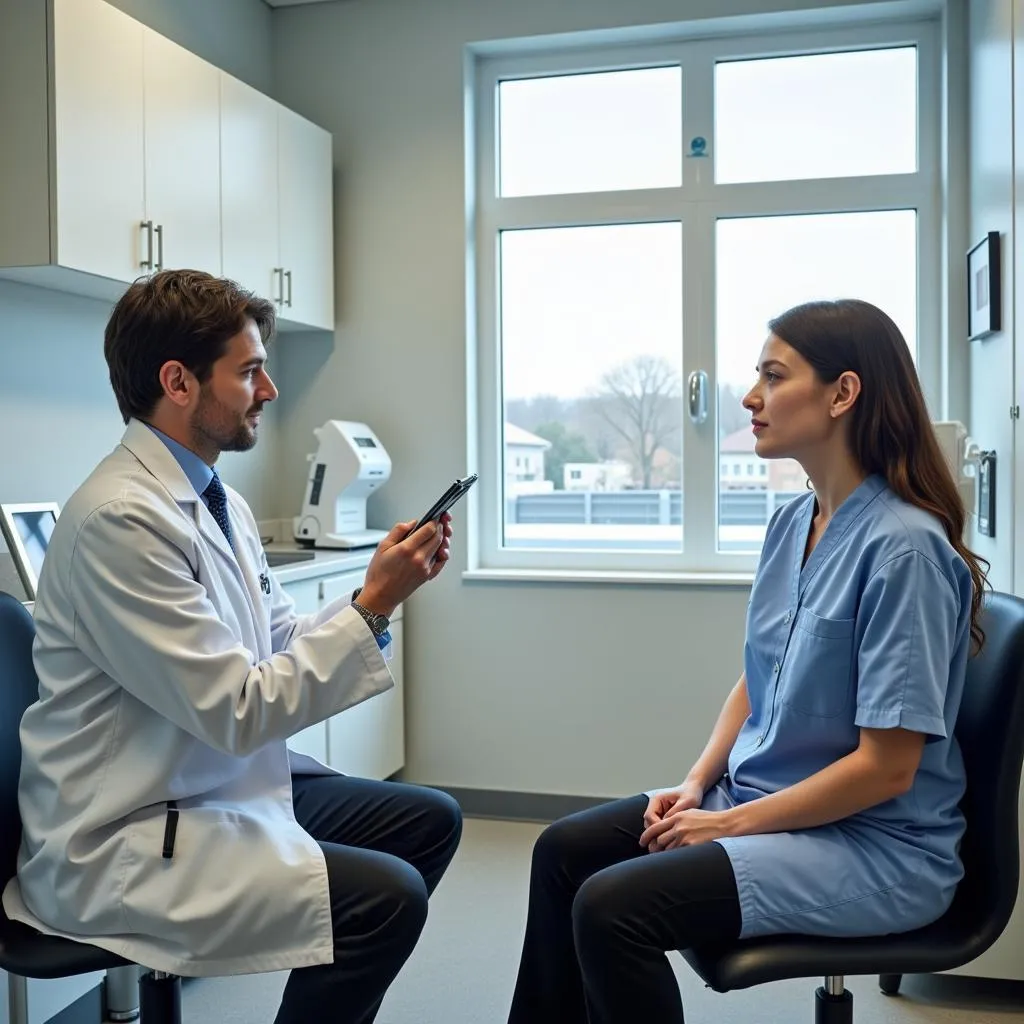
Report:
273,774,463,1024
508,794,742,1024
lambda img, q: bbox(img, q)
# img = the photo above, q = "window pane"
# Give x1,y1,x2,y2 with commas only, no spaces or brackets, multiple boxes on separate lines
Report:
715,210,917,552
715,48,917,183
500,223,683,551
498,68,682,197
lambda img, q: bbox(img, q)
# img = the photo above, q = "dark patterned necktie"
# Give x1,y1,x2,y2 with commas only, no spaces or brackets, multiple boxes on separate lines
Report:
202,473,233,549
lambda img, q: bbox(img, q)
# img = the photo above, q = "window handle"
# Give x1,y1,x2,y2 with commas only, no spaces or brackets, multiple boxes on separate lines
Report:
688,370,708,424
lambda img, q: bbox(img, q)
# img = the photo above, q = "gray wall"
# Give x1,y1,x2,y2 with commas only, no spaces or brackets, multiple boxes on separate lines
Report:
110,0,272,93
0,0,279,517
270,0,948,796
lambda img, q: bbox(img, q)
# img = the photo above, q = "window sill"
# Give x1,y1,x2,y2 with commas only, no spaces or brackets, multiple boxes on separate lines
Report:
461,568,755,587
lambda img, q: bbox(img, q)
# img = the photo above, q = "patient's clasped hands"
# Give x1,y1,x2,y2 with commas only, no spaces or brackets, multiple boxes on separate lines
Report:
641,780,734,853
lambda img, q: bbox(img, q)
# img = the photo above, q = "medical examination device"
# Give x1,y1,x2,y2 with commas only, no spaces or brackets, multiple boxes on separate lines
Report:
293,421,392,549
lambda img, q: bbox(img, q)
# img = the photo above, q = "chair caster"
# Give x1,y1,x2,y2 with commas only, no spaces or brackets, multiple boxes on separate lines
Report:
879,973,902,995
815,985,853,1024
139,970,181,1024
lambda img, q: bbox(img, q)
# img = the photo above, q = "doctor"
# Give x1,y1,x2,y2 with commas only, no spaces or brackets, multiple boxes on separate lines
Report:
2,269,462,1024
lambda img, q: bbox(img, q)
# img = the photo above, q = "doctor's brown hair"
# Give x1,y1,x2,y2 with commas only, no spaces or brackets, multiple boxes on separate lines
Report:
769,299,990,653
104,270,276,424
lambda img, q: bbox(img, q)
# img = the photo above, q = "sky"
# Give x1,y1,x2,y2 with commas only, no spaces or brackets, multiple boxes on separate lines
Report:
495,47,919,401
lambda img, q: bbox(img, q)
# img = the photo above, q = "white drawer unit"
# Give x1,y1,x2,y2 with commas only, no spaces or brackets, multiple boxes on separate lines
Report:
281,563,405,781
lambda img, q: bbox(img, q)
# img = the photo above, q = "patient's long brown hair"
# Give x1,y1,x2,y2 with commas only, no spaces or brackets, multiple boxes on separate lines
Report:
769,299,989,653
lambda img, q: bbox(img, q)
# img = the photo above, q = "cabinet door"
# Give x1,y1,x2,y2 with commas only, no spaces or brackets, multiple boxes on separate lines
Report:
220,73,280,303
278,107,335,330
327,619,405,781
378,618,405,777
320,571,364,607
281,577,320,616
282,577,326,762
52,0,144,282
143,30,221,275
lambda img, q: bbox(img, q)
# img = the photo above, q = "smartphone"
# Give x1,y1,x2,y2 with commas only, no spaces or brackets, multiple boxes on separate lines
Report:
413,474,478,532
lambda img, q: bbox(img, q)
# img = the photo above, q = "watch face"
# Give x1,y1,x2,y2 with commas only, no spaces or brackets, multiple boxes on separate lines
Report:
371,614,389,633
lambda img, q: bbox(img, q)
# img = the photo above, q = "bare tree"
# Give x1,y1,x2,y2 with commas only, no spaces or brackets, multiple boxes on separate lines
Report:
593,355,682,489
718,383,752,438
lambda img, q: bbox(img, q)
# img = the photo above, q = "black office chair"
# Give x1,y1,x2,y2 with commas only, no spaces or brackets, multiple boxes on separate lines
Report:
682,590,1024,1024
0,592,183,1023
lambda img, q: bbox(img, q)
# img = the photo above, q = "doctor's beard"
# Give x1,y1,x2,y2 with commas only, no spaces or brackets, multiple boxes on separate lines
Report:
191,388,263,455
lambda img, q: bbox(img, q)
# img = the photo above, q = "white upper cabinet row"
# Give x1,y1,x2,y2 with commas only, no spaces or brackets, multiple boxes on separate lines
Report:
0,0,334,331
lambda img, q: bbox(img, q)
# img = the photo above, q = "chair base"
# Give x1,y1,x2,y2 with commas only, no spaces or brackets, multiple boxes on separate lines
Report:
139,971,181,1024
105,965,141,1021
815,985,853,1024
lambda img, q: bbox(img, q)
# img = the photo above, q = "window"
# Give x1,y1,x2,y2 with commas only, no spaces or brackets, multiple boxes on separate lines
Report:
472,19,940,575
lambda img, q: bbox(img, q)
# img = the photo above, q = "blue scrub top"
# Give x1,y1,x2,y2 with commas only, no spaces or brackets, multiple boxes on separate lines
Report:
712,474,974,939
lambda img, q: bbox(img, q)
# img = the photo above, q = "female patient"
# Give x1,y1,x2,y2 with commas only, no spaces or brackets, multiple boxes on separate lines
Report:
507,299,989,1024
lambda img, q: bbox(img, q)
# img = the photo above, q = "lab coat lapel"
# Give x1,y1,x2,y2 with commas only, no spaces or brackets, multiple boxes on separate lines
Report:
119,420,246,591
227,501,271,655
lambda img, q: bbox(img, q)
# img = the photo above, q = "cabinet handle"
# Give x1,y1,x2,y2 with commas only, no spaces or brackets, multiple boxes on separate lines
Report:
155,224,164,272
273,267,284,306
140,220,154,270
285,269,293,308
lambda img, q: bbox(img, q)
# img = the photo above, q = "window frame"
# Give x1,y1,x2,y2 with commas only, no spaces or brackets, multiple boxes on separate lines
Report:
469,18,942,577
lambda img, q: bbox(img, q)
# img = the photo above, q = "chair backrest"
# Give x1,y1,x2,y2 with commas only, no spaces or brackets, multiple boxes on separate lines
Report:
949,590,1024,950
0,592,38,888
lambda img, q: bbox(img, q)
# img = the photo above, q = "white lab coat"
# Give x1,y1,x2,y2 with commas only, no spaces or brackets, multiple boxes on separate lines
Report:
2,419,393,976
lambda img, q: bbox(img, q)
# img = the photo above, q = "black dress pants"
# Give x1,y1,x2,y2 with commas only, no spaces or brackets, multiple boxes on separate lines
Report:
273,774,463,1024
508,794,742,1024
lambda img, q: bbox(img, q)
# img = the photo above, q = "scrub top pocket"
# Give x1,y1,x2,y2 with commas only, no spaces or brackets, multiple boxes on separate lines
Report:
780,608,855,718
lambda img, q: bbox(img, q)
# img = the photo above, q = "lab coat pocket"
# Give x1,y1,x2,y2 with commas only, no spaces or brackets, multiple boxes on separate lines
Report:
122,806,265,942
780,608,855,718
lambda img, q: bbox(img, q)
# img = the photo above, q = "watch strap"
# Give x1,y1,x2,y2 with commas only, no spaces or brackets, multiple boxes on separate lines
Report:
351,600,390,637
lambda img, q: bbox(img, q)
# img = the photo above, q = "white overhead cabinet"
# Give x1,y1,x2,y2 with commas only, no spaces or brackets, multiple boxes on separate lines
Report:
143,29,222,277
50,0,145,285
278,107,335,330
221,75,282,307
0,0,334,331
222,78,335,330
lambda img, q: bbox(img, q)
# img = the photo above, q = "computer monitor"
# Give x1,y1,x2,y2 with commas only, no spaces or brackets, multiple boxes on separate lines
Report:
0,502,60,602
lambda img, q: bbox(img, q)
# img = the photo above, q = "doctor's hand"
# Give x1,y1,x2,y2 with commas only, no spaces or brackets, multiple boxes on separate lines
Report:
640,808,734,853
357,513,453,617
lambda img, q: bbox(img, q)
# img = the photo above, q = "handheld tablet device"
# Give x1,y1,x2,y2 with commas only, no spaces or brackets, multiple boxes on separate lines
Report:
413,474,477,532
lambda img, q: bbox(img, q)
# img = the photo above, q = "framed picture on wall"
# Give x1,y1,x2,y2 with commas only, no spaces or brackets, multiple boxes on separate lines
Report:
967,231,1001,341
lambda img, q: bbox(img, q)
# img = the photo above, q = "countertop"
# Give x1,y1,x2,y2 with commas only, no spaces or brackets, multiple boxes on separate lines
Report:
263,543,375,585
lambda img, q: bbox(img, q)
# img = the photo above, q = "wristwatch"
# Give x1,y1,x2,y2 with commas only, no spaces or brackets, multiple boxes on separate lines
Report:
350,587,390,638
